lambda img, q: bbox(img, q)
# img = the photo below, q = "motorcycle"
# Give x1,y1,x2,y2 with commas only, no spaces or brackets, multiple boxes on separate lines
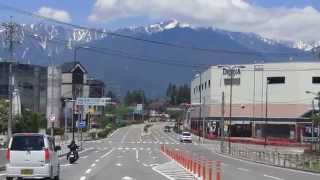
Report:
67,150,79,164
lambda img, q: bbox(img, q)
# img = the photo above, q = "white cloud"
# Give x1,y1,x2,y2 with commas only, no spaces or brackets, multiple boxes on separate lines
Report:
88,0,320,42
37,7,72,23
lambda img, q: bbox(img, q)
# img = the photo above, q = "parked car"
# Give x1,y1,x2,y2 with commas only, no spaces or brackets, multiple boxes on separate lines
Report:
6,133,61,180
179,132,192,143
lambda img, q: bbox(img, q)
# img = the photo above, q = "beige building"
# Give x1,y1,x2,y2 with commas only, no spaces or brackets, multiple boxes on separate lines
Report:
189,62,320,140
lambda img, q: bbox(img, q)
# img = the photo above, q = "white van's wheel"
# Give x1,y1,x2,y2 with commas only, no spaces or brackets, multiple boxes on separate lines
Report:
6,177,13,180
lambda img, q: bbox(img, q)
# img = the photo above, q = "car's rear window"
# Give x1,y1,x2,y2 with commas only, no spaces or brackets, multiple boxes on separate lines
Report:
183,132,191,136
11,135,44,151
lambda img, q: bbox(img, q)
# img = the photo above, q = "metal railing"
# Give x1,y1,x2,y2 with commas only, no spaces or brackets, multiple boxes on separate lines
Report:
222,144,320,172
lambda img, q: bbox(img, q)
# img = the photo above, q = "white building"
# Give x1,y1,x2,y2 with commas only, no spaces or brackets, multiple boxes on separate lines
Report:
190,62,320,140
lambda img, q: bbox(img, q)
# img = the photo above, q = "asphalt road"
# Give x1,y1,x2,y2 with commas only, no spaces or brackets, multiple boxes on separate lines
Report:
1,123,319,180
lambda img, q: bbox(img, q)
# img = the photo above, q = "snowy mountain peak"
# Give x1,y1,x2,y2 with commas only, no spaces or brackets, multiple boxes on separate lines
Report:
146,19,191,33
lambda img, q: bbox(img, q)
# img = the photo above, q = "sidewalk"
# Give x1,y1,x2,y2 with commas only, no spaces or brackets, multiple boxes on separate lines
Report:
188,132,320,173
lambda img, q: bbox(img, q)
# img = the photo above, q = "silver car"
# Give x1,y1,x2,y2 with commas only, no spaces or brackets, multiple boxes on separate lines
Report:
179,132,192,143
6,133,61,180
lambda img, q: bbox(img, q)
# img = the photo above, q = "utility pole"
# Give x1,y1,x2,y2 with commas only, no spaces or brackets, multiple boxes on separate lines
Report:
198,73,202,143
221,92,225,152
228,69,233,154
2,17,19,141
202,97,206,144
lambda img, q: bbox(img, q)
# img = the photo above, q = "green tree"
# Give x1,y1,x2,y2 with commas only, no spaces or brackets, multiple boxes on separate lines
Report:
0,99,9,134
124,90,146,106
13,110,46,133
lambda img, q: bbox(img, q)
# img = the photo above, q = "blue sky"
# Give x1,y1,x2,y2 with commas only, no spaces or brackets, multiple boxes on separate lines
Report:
1,0,320,41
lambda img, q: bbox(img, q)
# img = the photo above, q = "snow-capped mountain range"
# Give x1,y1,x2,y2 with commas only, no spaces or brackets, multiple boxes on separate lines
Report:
0,19,314,96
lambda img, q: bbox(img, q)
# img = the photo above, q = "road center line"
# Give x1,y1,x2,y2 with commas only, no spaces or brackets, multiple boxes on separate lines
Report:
91,163,96,167
80,176,86,180
85,169,92,174
101,148,115,158
136,149,139,161
237,167,250,172
263,174,284,180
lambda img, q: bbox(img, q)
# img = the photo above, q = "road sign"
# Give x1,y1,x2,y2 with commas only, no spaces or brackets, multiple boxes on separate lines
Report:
78,121,86,128
76,98,111,106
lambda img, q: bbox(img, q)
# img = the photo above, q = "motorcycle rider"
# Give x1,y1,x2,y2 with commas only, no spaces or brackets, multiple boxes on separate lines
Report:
67,140,79,160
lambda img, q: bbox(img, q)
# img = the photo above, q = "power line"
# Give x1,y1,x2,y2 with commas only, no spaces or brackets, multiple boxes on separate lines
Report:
0,4,310,57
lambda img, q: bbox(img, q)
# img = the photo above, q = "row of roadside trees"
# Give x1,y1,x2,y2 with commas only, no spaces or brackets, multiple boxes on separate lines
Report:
0,98,47,135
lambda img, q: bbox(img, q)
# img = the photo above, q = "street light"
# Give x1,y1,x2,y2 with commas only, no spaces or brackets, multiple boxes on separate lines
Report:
218,65,246,154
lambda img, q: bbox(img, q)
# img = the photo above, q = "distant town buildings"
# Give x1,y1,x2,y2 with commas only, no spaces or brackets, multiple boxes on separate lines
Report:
0,62,47,115
189,62,320,141
0,61,106,129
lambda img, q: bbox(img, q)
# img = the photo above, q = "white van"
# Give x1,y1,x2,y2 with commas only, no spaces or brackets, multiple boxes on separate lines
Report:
6,133,61,180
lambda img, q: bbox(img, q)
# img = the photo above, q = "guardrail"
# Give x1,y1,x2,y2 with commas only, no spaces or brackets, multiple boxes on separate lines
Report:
161,144,221,180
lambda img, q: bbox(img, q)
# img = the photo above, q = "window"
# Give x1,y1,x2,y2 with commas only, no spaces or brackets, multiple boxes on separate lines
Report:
199,85,201,91
201,84,204,90
224,78,240,85
267,77,285,84
205,82,207,89
11,135,44,151
208,80,211,87
312,77,320,84
72,67,84,84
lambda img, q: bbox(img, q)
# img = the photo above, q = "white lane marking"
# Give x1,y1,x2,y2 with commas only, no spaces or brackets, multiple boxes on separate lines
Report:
136,149,139,161
116,163,122,167
58,147,94,160
85,169,92,174
125,147,130,150
142,163,149,167
109,128,120,138
101,148,115,158
221,163,229,166
0,173,6,176
213,151,320,177
140,147,144,150
263,174,284,180
122,176,134,180
61,164,72,167
132,147,136,150
91,163,96,167
118,147,123,150
237,168,250,172
95,151,99,153
80,156,88,159
120,127,130,143
95,159,100,162
80,176,86,180
147,147,151,151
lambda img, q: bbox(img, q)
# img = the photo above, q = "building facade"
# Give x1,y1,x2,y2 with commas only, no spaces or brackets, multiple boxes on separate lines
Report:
0,62,47,114
189,62,320,141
